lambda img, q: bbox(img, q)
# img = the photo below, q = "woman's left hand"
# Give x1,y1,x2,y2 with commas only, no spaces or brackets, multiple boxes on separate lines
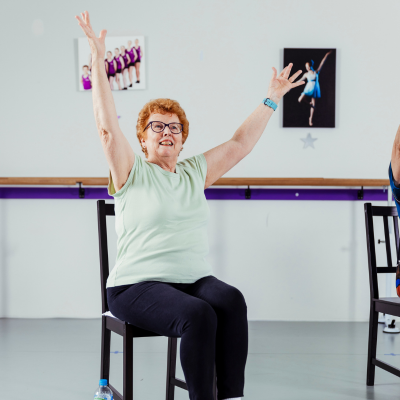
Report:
266,63,305,104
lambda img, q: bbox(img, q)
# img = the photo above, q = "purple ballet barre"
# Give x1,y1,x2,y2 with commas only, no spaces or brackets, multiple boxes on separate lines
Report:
0,176,392,201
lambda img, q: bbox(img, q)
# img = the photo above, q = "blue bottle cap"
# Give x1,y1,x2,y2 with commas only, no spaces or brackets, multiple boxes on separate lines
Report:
99,379,108,386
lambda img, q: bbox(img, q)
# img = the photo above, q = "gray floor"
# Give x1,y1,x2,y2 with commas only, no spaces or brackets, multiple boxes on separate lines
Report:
1,320,400,399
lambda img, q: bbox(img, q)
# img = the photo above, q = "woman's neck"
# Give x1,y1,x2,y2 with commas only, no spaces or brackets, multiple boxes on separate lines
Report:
147,155,177,173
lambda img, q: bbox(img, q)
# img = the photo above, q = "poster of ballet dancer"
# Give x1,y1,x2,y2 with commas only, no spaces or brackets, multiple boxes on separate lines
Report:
283,48,336,128
77,36,145,91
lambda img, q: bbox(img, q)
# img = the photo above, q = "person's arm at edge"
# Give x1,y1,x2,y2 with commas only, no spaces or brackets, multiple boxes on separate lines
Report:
391,125,400,187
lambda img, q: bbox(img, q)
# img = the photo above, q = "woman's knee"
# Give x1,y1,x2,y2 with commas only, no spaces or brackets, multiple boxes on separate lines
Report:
224,286,247,314
183,301,217,331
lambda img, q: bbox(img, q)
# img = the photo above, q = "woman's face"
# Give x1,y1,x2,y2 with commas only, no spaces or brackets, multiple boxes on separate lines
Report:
114,49,119,56
121,46,125,52
141,113,183,160
135,39,139,46
128,40,132,47
107,52,112,59
83,66,89,74
305,62,311,71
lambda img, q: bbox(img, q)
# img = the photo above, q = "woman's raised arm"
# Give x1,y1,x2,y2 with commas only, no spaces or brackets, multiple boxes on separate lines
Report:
75,11,134,192
203,64,304,189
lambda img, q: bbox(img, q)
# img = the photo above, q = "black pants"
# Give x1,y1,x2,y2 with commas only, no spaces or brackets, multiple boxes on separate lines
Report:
107,275,248,400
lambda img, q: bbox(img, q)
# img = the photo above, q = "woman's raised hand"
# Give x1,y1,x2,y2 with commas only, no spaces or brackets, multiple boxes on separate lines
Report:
75,11,106,60
266,63,305,103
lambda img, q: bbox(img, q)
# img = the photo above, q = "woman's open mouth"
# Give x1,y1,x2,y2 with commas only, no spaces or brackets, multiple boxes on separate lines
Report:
159,140,173,146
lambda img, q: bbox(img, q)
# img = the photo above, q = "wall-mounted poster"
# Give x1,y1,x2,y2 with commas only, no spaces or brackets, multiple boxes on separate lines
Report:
283,48,336,128
78,36,146,91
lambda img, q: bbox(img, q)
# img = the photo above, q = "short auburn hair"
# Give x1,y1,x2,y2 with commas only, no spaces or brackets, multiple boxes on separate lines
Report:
136,98,189,158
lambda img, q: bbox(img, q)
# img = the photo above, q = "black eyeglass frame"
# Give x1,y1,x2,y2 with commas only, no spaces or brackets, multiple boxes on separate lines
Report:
143,121,184,134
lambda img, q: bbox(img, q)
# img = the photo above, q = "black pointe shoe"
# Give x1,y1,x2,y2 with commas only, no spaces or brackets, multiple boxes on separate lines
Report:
129,83,132,87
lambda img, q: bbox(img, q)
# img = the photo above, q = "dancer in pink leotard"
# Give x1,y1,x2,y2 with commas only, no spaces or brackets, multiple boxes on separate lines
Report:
133,38,143,84
126,40,137,88
120,45,131,90
113,48,124,90
81,65,92,90
104,51,117,90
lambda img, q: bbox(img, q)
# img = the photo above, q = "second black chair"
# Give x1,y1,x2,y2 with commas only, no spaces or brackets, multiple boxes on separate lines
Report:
364,202,400,386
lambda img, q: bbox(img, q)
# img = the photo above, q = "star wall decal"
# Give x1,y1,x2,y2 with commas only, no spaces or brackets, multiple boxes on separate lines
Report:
301,133,317,149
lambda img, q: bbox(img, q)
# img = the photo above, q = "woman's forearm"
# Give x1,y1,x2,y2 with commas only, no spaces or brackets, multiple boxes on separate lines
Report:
231,64,305,155
91,57,120,135
231,101,276,155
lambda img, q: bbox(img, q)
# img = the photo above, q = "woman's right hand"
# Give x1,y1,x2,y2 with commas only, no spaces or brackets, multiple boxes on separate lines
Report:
75,11,106,60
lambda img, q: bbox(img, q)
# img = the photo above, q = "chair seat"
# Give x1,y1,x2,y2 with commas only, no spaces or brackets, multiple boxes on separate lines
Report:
102,311,163,338
378,297,400,304
374,297,400,318
103,310,120,320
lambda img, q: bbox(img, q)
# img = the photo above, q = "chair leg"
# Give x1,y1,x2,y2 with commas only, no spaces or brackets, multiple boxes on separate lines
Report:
166,337,178,400
213,362,218,400
100,316,111,382
366,303,379,386
123,324,134,400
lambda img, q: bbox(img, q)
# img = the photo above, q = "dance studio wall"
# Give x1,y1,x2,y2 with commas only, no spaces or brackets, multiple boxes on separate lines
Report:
1,0,400,320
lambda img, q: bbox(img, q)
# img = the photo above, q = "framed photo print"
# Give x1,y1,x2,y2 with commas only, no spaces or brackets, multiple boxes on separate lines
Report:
283,48,336,128
78,36,146,91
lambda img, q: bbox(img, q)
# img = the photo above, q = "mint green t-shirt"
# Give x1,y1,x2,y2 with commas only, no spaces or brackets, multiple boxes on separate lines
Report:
106,153,214,288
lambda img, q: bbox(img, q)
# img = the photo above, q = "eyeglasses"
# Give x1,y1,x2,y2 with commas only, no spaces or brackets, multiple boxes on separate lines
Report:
143,121,183,134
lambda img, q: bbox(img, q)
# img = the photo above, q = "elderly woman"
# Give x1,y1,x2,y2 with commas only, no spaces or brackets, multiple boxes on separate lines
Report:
75,11,304,400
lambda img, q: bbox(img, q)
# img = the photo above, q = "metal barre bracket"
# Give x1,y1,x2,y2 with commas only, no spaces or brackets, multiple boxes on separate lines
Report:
77,182,85,198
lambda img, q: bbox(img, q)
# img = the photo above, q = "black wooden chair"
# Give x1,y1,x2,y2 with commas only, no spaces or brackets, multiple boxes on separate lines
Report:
97,200,218,400
364,202,400,385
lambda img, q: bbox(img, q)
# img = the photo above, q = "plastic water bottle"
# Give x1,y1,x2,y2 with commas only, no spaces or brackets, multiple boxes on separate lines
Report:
94,379,113,400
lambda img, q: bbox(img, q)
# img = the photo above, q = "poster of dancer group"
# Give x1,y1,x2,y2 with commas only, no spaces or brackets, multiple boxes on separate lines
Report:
78,36,146,91
283,48,336,128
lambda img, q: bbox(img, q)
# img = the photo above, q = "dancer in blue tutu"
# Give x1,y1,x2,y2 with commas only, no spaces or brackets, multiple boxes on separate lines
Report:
297,51,332,126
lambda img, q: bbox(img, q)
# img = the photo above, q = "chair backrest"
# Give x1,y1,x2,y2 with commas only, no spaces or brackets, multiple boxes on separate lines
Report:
97,200,115,314
364,202,400,300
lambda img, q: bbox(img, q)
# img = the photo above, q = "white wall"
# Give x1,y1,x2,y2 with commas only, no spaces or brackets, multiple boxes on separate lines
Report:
1,0,400,320
2,0,400,179
0,197,396,321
